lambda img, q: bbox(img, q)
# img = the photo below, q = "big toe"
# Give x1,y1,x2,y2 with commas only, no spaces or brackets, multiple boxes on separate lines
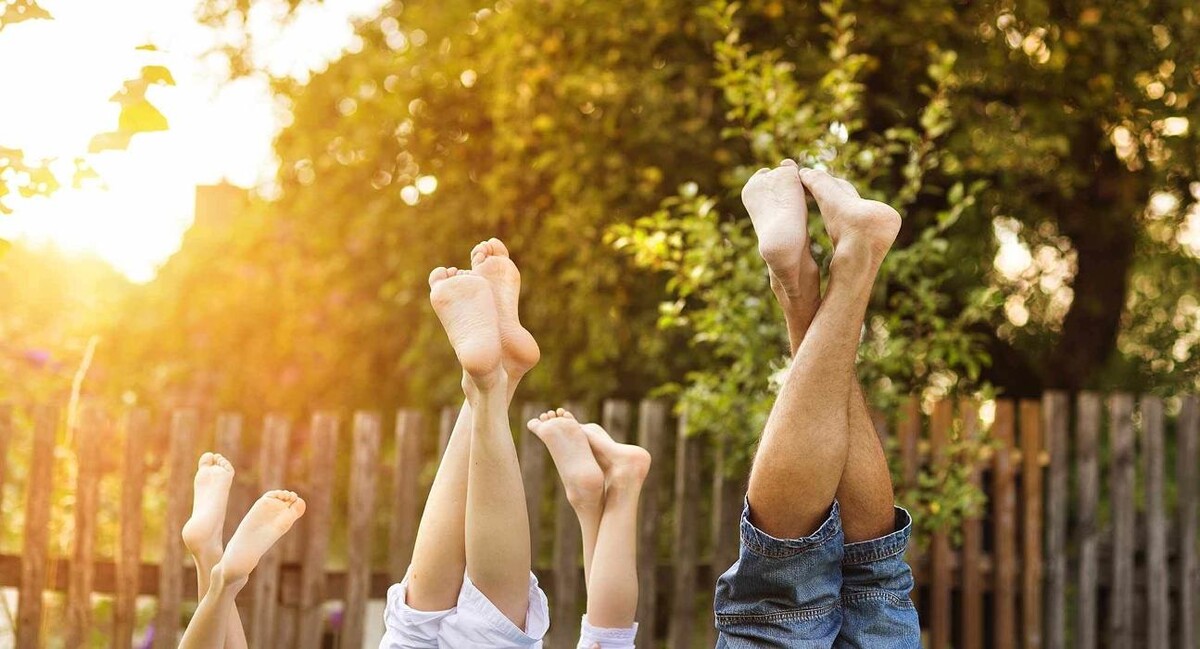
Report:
428,267,451,288
486,238,510,257
198,452,216,468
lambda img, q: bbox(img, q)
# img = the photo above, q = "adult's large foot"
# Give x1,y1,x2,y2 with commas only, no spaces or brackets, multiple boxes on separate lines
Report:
741,160,820,298
217,490,306,584
471,238,541,379
798,168,901,266
429,267,504,387
181,452,234,567
528,409,605,512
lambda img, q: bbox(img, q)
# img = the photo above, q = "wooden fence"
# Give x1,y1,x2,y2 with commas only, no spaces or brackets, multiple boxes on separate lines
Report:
0,393,1197,648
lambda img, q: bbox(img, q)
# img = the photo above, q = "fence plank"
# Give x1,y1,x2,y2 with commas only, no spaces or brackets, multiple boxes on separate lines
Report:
897,397,922,611
390,409,424,582
520,402,548,565
1020,399,1044,649
114,409,149,646
1141,397,1169,649
602,399,634,444
17,406,57,647
215,413,245,547
636,400,668,647
1074,393,1101,649
66,406,105,646
549,402,589,649
154,409,197,649
1043,391,1068,649
247,414,291,648
1180,396,1199,649
1108,394,1136,649
929,399,952,649
295,412,338,649
959,400,984,649
669,409,701,649
344,412,382,649
710,433,742,609
992,400,1017,649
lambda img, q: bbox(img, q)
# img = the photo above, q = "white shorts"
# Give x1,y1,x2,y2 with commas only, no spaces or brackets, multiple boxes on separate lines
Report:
380,572,550,649
576,616,638,649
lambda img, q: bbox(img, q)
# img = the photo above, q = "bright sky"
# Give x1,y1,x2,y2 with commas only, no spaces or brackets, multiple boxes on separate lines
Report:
0,0,385,282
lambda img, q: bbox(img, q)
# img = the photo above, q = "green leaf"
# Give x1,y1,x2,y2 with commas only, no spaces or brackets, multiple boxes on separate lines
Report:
141,65,176,86
118,100,169,134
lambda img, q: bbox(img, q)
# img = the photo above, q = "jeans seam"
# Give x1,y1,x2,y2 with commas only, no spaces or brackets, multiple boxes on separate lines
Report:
716,600,841,623
841,589,915,609
841,542,908,566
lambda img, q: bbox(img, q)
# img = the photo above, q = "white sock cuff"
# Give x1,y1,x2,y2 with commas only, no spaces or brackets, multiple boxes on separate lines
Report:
576,615,638,648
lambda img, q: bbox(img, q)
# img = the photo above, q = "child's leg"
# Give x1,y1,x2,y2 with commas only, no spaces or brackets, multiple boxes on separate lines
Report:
527,409,605,583
428,267,532,628
180,453,248,649
406,241,539,612
180,491,305,649
580,423,650,634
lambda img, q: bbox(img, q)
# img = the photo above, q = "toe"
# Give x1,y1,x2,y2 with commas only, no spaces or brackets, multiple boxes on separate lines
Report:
527,419,540,431
199,452,214,467
470,241,490,266
487,238,510,257
428,267,450,288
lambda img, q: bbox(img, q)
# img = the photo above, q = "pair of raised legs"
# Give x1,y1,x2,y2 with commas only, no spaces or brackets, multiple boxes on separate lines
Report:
382,239,648,648
178,453,307,648
714,161,920,647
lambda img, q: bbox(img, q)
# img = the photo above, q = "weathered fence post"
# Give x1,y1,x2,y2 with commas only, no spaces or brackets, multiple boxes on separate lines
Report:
992,400,1017,649
114,408,149,646
1042,391,1068,649
602,399,633,444
1180,395,1199,649
390,409,425,582
154,409,198,649
929,400,952,649
215,413,245,546
1142,396,1169,649
708,431,743,649
17,406,57,647
343,411,381,648
0,404,11,527
520,402,549,564
1019,399,1044,649
295,412,339,649
669,408,701,649
248,414,291,647
897,398,922,610
1109,394,1136,649
636,400,668,647
959,400,984,649
1074,393,1101,649
67,405,106,646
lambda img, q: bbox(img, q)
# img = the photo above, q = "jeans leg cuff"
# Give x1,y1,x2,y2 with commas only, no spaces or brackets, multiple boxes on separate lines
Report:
740,498,843,558
842,506,913,565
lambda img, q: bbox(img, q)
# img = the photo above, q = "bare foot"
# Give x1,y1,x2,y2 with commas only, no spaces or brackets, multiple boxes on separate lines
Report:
181,452,234,566
527,409,605,512
741,159,820,297
470,238,541,378
217,490,306,584
798,168,900,265
429,267,504,386
580,423,651,488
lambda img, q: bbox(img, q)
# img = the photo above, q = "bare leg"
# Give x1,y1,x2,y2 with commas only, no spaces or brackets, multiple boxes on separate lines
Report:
180,491,305,649
580,422,650,629
406,240,539,611
180,453,247,648
527,409,605,584
745,165,900,539
426,267,532,627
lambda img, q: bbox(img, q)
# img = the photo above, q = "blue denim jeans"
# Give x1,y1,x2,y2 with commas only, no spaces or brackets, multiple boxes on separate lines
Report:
713,500,920,648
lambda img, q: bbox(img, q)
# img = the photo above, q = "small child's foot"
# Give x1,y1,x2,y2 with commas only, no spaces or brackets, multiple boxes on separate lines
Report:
527,409,605,512
470,238,541,378
581,423,652,488
217,490,306,584
429,267,504,386
181,452,234,566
